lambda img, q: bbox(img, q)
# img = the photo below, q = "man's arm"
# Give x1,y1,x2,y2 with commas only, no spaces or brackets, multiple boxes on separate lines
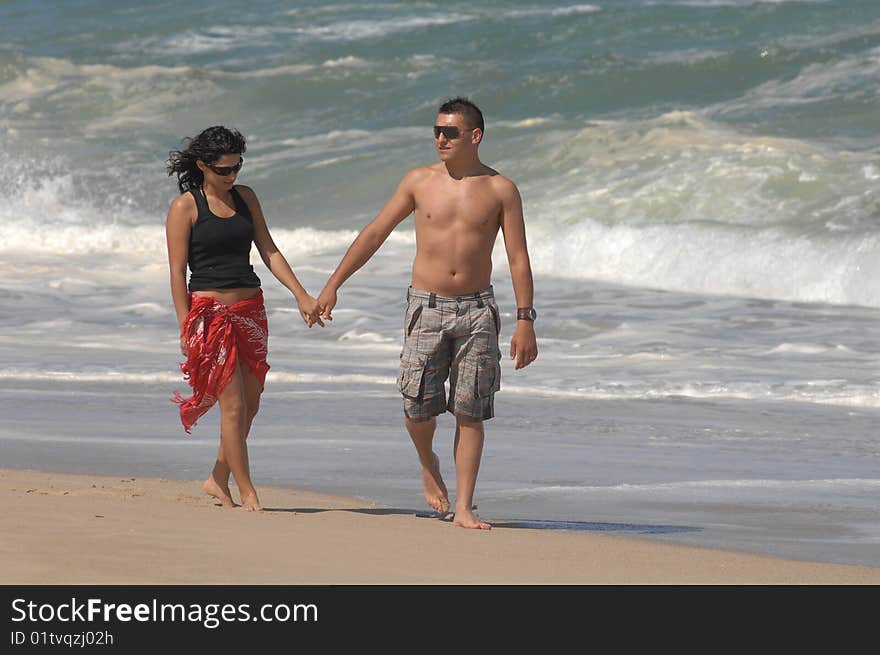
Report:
498,178,538,370
317,169,422,319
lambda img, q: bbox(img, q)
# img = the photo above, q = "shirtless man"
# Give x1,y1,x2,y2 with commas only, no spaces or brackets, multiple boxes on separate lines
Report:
316,97,538,529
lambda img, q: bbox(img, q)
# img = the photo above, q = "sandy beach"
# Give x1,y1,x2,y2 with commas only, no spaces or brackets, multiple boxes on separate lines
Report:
3,468,878,585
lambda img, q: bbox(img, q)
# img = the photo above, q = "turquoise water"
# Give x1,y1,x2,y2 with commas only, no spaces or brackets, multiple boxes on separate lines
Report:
1,1,879,567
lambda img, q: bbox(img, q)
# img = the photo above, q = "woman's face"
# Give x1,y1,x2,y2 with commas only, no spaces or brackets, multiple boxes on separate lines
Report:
198,153,243,189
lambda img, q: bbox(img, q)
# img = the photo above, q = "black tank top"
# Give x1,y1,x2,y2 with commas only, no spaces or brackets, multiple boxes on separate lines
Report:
187,186,262,292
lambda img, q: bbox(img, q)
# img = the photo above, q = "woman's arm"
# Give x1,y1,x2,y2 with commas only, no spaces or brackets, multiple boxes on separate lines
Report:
237,185,323,327
165,193,196,352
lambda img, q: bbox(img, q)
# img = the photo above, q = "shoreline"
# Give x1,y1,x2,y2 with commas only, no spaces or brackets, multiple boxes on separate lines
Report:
3,467,879,585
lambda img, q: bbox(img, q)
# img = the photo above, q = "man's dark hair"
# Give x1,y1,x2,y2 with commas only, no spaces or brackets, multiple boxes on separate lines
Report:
438,97,484,133
166,125,247,193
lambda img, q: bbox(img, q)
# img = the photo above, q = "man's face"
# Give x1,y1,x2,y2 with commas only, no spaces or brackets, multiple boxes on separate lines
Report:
433,113,475,160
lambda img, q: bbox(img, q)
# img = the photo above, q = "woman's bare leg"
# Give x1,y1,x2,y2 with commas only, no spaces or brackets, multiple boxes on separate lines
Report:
205,360,261,511
206,363,262,507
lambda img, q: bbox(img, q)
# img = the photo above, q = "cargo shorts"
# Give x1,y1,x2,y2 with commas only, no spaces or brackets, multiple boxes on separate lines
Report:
397,286,502,422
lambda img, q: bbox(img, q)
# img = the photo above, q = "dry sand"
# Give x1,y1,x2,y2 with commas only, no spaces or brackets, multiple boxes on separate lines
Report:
3,468,878,585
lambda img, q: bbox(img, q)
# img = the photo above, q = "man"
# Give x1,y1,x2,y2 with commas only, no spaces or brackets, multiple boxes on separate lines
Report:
317,97,538,529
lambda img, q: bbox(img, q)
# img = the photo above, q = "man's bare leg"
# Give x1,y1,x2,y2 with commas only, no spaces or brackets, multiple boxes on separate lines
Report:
452,417,491,529
212,361,261,511
207,366,262,508
405,417,450,514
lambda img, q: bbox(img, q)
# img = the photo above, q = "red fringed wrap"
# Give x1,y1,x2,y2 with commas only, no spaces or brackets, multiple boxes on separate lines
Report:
172,291,270,433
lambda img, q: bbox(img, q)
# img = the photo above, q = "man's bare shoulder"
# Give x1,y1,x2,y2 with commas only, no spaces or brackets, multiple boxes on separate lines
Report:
402,163,440,181
485,168,521,198
394,164,440,194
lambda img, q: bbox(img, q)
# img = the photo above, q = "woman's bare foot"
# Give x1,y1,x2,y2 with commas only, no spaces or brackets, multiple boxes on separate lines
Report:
239,491,262,512
203,476,235,508
453,506,491,530
421,452,450,514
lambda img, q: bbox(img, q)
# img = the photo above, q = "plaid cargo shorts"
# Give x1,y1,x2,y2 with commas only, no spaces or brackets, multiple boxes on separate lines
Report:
397,286,502,422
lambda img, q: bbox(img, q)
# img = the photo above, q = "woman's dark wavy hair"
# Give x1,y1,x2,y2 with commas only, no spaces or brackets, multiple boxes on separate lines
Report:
166,125,247,193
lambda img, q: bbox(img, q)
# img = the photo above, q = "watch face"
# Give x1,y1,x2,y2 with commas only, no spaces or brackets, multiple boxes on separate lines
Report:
528,308,537,320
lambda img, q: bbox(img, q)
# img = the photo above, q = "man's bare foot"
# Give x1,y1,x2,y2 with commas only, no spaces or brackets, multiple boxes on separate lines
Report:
421,452,450,514
239,491,262,512
453,506,491,530
203,477,235,508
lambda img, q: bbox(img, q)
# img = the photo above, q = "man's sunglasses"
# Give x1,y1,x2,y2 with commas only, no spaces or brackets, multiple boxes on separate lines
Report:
433,126,474,140
206,159,243,176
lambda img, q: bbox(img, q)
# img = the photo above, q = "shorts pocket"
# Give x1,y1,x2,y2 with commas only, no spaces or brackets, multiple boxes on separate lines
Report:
406,305,423,336
488,304,500,335
475,353,501,398
398,352,428,400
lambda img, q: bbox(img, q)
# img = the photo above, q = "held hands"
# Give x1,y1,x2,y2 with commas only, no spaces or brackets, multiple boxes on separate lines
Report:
295,284,337,329
316,286,337,322
297,294,326,328
510,320,538,370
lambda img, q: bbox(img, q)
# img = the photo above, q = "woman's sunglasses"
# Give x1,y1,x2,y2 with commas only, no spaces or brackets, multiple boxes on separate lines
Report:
206,159,244,176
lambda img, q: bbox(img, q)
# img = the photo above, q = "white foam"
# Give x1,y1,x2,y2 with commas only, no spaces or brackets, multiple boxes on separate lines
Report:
644,0,825,6
337,330,396,343
525,217,880,308
246,126,423,172
0,193,375,260
294,15,468,41
0,369,396,387
0,370,180,383
0,56,220,131
501,5,601,18
122,25,300,56
494,117,556,129
766,343,853,355
500,382,880,409
0,433,219,447
509,112,880,307
647,48,727,65
114,302,170,318
321,56,370,68
499,477,880,497
284,3,420,17
305,155,360,168
709,46,880,116
0,56,196,102
214,64,316,79
781,19,880,51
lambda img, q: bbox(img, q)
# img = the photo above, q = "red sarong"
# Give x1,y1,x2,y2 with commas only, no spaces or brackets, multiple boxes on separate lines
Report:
172,291,270,433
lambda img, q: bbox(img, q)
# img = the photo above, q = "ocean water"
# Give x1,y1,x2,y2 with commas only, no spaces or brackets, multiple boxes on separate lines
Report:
1,0,879,568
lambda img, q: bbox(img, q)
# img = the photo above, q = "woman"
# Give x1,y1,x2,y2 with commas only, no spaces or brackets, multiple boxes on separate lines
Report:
165,125,322,511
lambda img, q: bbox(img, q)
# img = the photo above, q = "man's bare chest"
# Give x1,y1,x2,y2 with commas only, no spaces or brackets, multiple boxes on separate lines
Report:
414,188,502,230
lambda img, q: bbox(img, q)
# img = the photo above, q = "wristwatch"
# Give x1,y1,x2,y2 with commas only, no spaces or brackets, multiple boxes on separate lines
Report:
517,307,537,321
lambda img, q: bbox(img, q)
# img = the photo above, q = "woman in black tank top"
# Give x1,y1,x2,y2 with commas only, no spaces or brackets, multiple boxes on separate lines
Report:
165,125,325,512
